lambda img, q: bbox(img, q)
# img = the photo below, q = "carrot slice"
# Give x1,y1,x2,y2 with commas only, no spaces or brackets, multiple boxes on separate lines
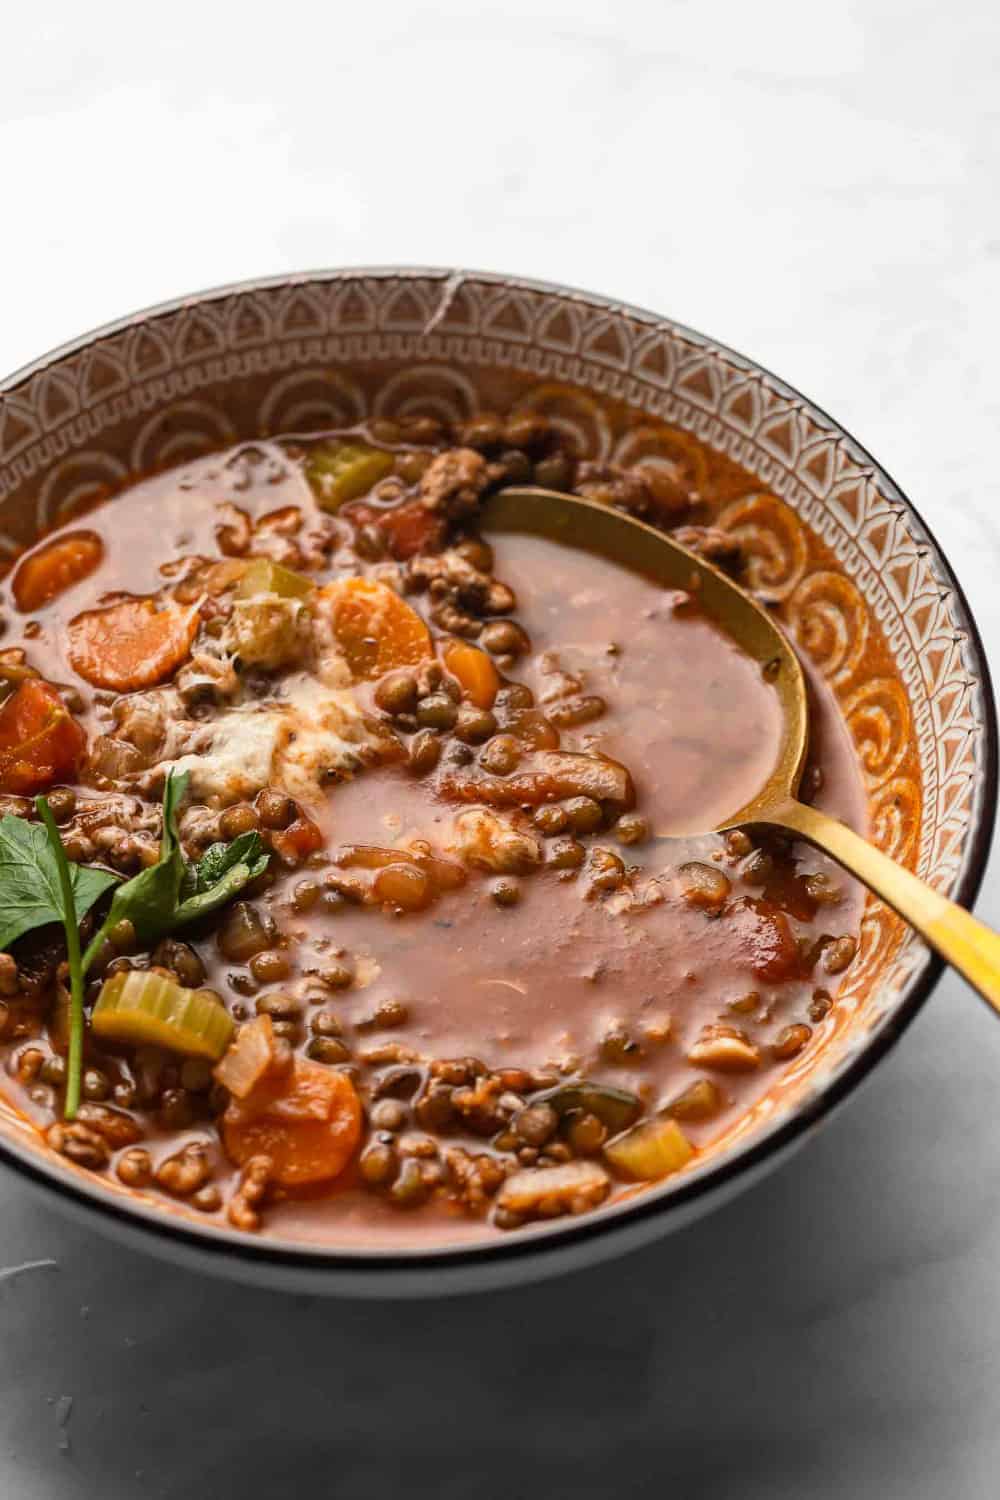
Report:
316,578,431,681
442,639,500,709
222,1058,362,1187
68,596,200,691
0,680,85,794
12,531,104,613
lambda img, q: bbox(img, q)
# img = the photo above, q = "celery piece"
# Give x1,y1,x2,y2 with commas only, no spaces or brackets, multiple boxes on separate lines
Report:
305,442,394,512
92,969,234,1060
236,559,314,600
604,1117,694,1181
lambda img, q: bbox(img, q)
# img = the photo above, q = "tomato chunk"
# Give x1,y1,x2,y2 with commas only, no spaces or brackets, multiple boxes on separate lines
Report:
345,499,445,561
269,815,324,866
728,897,801,982
0,680,85,795
222,1057,362,1187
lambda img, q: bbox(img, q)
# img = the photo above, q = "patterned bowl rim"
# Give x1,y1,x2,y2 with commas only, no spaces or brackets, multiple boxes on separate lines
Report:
0,266,996,1279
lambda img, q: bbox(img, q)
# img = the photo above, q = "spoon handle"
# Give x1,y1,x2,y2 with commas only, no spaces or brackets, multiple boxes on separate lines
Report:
768,799,1000,1016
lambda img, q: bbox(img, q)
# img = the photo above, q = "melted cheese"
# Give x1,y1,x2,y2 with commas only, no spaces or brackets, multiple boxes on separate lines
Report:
171,674,393,809
275,676,384,806
172,710,286,807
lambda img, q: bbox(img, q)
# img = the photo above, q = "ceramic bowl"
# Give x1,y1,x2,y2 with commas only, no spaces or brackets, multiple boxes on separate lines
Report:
0,269,994,1296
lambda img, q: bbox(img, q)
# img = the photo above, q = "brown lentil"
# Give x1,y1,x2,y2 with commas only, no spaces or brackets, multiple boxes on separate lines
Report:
291,879,321,913
370,1099,408,1131
249,949,292,985
563,796,604,834
479,734,521,775
307,1036,351,1064
566,1112,607,1154
390,1158,429,1205
360,1139,399,1186
219,803,260,840
480,620,529,657
491,878,521,907
454,704,497,743
822,936,857,974
772,1024,812,1060
192,1184,222,1213
547,836,585,870
375,670,419,716
116,1147,153,1187
614,812,649,846
678,862,731,911
407,729,442,774
416,693,458,731
151,938,205,989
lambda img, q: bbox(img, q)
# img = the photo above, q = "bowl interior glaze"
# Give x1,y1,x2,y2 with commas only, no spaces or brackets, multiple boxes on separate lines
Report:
0,269,993,1279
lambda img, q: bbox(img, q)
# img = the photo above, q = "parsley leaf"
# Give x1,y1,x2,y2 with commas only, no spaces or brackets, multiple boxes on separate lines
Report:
173,832,269,927
80,770,270,968
185,832,269,896
81,768,189,960
34,798,94,1119
0,814,118,952
0,769,271,1117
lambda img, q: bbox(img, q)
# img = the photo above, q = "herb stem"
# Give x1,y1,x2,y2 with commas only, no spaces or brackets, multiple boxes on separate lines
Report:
35,798,86,1120
80,926,108,979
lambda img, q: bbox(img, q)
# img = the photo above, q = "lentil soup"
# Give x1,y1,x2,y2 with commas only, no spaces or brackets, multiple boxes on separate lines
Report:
0,409,866,1246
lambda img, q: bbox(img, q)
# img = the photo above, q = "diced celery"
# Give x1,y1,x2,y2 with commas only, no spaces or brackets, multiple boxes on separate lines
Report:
92,970,234,1060
604,1116,694,1181
237,559,314,600
305,442,394,511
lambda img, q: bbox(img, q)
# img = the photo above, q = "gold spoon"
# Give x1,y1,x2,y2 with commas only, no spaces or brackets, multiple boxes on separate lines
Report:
485,486,1000,1013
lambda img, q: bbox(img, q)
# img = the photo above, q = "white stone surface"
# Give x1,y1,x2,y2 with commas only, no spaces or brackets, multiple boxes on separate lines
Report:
2,1,1000,1494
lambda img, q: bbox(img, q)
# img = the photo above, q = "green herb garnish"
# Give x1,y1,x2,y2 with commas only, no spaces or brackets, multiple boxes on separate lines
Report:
0,770,269,1119
175,832,269,926
0,814,117,953
34,798,102,1119
80,770,268,966
80,769,190,970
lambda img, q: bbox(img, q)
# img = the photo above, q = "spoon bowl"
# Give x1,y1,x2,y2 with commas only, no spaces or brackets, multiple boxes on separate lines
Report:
487,486,1000,1017
483,485,809,830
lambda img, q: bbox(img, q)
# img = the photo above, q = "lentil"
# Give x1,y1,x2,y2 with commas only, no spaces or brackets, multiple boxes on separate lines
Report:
116,1148,152,1187
772,1023,812,1060
614,812,649,846
823,936,857,974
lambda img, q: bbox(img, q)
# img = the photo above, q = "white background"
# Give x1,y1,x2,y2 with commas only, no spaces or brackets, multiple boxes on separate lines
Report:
2,2,1000,1495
